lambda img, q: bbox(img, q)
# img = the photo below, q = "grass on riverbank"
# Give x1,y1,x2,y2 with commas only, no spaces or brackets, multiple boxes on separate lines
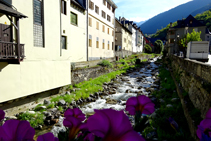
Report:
144,65,194,141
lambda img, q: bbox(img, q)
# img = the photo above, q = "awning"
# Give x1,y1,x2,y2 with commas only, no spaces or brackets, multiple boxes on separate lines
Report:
0,2,27,18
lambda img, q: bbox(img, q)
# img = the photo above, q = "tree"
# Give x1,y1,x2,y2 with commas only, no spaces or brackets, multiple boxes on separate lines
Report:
180,29,202,47
154,40,164,54
144,44,152,53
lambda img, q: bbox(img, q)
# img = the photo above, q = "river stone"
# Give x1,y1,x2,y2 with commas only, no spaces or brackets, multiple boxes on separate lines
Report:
44,100,51,105
28,111,36,114
6,116,17,120
66,91,71,95
109,91,116,94
36,106,47,111
106,98,118,104
58,100,66,106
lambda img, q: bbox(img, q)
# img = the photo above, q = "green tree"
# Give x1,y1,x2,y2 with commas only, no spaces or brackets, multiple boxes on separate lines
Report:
180,29,202,47
144,44,152,53
154,40,164,54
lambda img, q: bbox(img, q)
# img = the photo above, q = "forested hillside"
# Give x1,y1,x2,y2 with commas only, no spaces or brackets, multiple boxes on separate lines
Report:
151,9,211,40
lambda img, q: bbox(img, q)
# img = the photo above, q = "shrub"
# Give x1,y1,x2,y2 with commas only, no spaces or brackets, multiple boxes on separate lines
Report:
98,60,113,68
144,44,152,53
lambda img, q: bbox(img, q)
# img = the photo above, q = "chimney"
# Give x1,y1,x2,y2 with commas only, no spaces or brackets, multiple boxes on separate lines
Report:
170,22,172,27
119,16,121,21
124,20,125,26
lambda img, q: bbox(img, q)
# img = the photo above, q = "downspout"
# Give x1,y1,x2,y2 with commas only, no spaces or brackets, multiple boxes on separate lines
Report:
59,0,62,56
86,0,88,61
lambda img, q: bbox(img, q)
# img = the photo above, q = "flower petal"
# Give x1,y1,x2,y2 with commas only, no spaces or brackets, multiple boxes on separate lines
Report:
126,97,138,107
206,109,211,119
196,125,204,139
0,109,5,121
63,116,81,128
120,130,146,141
125,106,136,115
137,95,152,106
37,132,58,141
64,109,74,117
16,120,35,140
87,109,110,138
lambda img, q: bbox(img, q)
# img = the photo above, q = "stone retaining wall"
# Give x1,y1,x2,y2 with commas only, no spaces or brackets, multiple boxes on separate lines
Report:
170,55,211,118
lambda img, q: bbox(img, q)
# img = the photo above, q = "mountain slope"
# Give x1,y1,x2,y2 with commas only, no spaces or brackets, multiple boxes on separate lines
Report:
140,0,211,34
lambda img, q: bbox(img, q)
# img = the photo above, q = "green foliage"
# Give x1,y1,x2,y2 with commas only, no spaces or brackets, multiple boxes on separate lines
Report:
51,96,63,103
34,104,44,111
180,29,202,47
195,9,211,31
154,40,164,54
144,44,152,53
58,106,63,112
46,103,55,109
98,60,113,68
18,112,44,128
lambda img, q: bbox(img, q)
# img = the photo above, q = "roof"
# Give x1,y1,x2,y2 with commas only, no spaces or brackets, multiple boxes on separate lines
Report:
107,0,118,8
173,15,205,28
0,0,27,18
71,0,86,10
115,18,132,34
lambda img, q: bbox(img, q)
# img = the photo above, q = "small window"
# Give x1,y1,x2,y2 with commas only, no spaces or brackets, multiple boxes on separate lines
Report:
102,25,105,32
124,38,126,43
107,28,109,34
108,41,110,50
89,0,94,10
96,37,99,48
95,5,99,14
71,12,77,25
61,36,67,49
96,21,99,30
102,39,105,49
103,0,106,6
89,35,92,47
112,30,114,36
102,10,106,19
112,7,115,13
112,42,114,50
89,17,92,27
107,3,111,10
107,15,110,22
61,0,66,15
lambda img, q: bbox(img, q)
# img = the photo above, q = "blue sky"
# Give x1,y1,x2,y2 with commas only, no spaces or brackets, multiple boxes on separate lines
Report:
113,0,193,22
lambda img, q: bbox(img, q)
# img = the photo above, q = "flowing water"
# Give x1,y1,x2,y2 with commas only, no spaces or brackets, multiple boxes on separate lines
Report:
51,57,160,137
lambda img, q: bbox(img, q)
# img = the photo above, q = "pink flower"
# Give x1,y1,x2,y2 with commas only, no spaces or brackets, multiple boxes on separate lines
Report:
126,95,155,115
87,109,145,141
37,132,58,141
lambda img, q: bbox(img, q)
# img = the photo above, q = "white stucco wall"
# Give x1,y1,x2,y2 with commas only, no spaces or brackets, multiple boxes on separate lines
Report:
0,0,80,103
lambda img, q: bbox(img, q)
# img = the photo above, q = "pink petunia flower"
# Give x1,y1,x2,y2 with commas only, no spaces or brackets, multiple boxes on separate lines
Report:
126,95,155,115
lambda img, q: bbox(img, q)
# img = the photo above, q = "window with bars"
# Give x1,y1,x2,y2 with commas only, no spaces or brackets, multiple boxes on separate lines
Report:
95,5,99,14
61,0,66,15
107,15,110,22
89,17,92,27
89,0,94,10
102,10,106,19
33,0,44,47
71,12,77,25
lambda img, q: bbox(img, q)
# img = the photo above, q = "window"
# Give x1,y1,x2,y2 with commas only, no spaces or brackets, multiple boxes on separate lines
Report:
102,39,105,49
96,37,99,48
89,35,92,47
33,0,44,47
108,41,110,50
89,17,92,26
107,15,110,22
112,18,114,24
61,0,66,15
107,3,111,10
112,7,115,13
95,5,99,14
71,12,77,25
115,27,118,31
107,28,109,34
96,21,99,30
103,0,106,6
102,25,105,32
89,0,94,10
112,30,114,36
112,42,114,50
102,10,106,18
61,36,67,49
124,38,126,43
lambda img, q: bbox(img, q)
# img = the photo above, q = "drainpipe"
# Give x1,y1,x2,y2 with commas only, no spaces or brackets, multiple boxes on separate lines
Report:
59,0,62,56
86,0,88,61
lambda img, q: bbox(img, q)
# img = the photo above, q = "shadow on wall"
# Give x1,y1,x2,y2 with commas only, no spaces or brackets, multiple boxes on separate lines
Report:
0,62,8,72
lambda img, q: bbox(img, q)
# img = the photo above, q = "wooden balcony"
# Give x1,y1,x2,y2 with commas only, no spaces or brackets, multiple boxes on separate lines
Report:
0,41,25,64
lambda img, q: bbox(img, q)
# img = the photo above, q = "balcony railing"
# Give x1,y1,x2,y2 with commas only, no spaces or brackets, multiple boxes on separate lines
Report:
0,41,25,63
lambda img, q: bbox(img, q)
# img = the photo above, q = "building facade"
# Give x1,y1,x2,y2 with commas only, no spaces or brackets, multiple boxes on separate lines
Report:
87,0,117,61
0,0,87,103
